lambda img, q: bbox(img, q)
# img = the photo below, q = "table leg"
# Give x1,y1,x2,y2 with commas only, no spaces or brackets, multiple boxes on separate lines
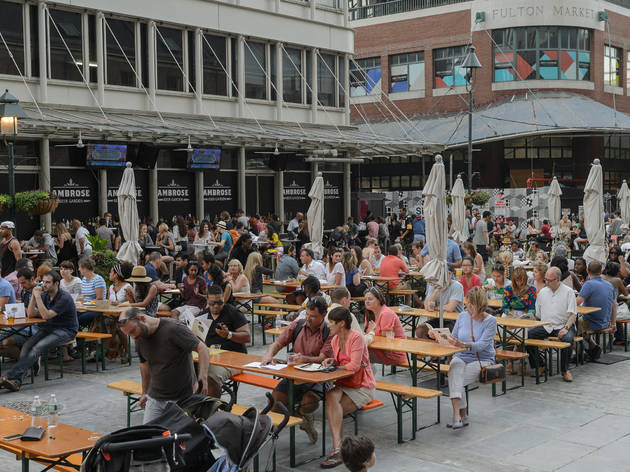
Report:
411,354,418,436
289,379,296,468
625,323,628,353
436,358,441,424
21,452,29,472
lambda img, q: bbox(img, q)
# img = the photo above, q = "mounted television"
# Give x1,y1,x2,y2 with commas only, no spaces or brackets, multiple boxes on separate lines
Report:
188,148,221,169
86,144,127,167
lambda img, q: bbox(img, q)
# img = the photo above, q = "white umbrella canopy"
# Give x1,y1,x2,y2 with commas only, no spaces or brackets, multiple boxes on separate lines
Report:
582,159,606,265
304,172,324,260
450,176,469,245
420,155,450,290
548,176,563,239
618,180,630,226
116,162,143,264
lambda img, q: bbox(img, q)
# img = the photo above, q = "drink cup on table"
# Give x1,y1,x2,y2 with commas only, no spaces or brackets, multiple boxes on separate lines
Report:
288,351,299,364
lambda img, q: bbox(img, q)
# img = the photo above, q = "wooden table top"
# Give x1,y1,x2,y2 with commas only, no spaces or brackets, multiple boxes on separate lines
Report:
75,303,128,315
255,303,301,311
208,351,353,384
0,406,100,458
369,335,465,357
391,307,459,321
391,307,550,329
0,317,47,328
487,298,600,315
263,280,337,290
361,275,401,282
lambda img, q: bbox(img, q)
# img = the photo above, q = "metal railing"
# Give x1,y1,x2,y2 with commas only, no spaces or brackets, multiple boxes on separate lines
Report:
349,0,470,20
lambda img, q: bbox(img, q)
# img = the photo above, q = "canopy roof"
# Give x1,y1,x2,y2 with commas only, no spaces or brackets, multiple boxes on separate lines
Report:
363,92,630,148
19,103,442,157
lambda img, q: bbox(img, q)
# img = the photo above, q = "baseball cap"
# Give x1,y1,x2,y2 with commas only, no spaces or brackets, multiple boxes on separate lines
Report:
0,221,15,229
217,221,227,230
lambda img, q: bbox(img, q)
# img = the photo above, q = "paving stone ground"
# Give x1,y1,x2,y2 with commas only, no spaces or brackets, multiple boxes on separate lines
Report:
1,338,630,471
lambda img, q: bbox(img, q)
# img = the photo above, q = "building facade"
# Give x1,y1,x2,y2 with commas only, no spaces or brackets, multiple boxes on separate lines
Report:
350,0,630,197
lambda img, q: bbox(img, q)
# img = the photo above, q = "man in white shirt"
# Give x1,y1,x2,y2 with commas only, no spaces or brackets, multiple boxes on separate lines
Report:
236,209,249,230
527,267,577,382
298,248,327,281
287,212,303,235
71,219,92,258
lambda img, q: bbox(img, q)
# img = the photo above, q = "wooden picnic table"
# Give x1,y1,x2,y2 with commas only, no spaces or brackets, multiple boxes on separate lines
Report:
263,280,337,291
0,405,100,471
255,302,301,311
487,298,600,315
0,316,47,346
209,350,352,467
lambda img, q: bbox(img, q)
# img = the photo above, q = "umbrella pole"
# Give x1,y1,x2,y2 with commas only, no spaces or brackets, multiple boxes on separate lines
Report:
439,288,444,329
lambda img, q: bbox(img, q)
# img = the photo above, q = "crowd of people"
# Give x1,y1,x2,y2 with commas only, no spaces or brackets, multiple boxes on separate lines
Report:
0,204,629,469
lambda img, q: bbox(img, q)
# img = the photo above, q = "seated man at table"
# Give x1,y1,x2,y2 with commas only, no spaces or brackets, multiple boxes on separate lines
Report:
289,276,331,320
379,245,409,289
298,248,327,280
415,271,465,339
421,235,463,269
0,268,36,360
327,286,361,333
261,296,333,444
23,230,58,268
576,261,616,361
145,251,176,291
197,285,250,398
0,270,77,392
527,267,577,382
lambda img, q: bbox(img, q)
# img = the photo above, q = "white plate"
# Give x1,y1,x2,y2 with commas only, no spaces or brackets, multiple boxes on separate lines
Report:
294,363,325,372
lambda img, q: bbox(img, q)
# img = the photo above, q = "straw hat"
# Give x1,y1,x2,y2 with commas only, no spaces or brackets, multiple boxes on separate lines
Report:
125,265,152,283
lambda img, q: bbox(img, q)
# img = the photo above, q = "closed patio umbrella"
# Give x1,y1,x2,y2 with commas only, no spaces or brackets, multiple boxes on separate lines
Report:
548,176,562,239
304,172,324,260
420,155,449,328
617,179,630,227
450,175,469,245
116,162,143,264
583,159,606,265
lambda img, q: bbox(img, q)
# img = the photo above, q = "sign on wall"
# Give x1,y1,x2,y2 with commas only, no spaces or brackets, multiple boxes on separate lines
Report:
204,171,237,219
284,173,310,219
157,171,194,220
51,169,98,222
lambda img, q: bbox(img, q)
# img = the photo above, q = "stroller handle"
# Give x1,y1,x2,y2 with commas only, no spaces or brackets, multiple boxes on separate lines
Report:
271,401,290,434
101,433,193,453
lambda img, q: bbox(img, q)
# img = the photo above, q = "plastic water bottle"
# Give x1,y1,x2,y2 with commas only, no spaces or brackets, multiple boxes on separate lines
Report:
48,394,59,438
30,395,44,428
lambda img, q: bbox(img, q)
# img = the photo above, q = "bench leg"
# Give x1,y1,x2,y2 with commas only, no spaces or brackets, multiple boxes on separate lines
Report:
126,394,132,427
58,348,63,379
624,323,628,353
44,351,49,381
80,340,87,374
100,339,106,371
533,347,541,384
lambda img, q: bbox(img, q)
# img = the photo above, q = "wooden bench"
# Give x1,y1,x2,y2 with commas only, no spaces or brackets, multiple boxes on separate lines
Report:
231,404,302,428
584,328,614,354
616,319,630,352
375,380,442,443
524,339,571,383
345,399,385,436
76,332,113,373
43,341,74,381
494,349,530,395
252,309,290,345
548,336,585,366
108,380,143,427
0,441,83,471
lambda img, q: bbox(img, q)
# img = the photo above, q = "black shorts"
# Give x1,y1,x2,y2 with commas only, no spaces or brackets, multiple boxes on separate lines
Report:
274,379,332,402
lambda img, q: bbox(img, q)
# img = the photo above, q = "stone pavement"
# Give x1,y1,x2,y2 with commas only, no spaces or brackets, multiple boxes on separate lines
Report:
1,341,630,472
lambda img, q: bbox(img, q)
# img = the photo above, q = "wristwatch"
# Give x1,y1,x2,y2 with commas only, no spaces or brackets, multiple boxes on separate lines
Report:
227,331,233,340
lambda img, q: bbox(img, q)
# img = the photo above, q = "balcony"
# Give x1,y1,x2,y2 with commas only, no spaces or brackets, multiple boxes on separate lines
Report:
349,0,470,21
607,0,630,7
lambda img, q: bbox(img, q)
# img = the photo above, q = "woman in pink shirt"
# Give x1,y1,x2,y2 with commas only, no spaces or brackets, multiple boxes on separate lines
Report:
363,287,406,365
321,306,375,469
460,257,482,296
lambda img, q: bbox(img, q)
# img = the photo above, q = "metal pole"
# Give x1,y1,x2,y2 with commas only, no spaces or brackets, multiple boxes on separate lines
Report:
449,153,453,190
8,141,15,222
467,86,473,192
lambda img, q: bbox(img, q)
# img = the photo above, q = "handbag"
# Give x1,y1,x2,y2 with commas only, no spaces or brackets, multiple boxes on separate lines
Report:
469,315,505,384
335,350,365,389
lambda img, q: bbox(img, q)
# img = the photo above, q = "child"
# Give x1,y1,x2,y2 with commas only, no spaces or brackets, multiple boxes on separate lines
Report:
340,436,375,472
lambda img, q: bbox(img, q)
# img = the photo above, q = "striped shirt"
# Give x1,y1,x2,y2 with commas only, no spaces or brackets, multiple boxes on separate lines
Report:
81,274,106,301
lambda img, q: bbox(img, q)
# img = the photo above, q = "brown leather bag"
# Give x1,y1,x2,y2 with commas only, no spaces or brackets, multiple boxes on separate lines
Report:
470,315,505,384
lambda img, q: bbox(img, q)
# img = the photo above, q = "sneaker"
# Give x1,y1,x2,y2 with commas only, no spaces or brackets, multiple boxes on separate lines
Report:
299,413,318,444
0,376,20,392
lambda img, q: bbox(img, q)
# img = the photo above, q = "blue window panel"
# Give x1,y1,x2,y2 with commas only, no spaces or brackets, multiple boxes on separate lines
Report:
365,67,381,94
391,80,408,92
408,63,425,91
494,69,514,82
453,66,467,86
539,67,558,79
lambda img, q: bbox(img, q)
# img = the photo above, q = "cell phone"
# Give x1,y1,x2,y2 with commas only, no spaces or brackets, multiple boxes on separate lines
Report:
3,434,22,441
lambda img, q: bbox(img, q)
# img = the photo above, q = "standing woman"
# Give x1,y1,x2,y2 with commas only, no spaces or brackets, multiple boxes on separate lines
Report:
460,257,482,296
156,223,175,256
124,266,159,317
297,220,310,254
55,222,76,263
243,252,277,304
194,220,214,256
326,247,346,286
463,242,484,281
363,287,406,366
446,287,497,429
320,306,375,469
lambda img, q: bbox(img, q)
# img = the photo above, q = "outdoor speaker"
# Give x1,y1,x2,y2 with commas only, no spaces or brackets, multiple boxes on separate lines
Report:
268,155,288,171
134,144,159,169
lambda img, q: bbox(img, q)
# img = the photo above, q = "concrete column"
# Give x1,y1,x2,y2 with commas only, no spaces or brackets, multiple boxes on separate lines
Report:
344,54,350,125
38,1,47,102
195,171,204,220
147,21,157,106
195,28,203,114
24,6,31,77
311,48,318,123
275,0,280,12
238,147,246,213
96,12,105,106
275,42,283,121
310,161,319,182
82,14,89,82
98,169,107,217
39,138,51,232
343,0,349,27
344,162,351,221
275,170,284,223
149,165,158,223
237,35,245,118
310,0,317,19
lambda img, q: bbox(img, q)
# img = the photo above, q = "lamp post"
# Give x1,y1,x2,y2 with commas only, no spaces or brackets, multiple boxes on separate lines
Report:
461,45,482,192
0,89,28,222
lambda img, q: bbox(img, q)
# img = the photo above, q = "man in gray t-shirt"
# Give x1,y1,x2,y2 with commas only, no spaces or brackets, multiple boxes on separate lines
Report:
120,309,210,424
473,211,491,262
416,278,465,338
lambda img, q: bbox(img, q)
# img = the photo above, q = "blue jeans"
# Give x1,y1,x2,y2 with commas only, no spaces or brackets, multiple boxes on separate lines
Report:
78,311,100,329
527,325,575,374
6,328,76,386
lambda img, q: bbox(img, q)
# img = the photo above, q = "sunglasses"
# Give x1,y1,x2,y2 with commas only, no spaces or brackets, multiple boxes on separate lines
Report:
208,300,224,306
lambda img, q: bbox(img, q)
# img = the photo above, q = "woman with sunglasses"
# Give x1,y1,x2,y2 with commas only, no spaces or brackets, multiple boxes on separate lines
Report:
608,246,630,280
363,287,406,366
170,262,207,327
123,266,159,317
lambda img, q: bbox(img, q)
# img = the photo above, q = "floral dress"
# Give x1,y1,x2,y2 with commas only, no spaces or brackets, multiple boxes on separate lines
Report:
502,285,536,319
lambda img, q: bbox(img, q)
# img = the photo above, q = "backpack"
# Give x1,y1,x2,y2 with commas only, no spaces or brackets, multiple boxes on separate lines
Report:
228,230,239,248
291,319,330,346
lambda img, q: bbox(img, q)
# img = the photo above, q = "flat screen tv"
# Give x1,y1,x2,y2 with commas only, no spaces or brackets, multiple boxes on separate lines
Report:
188,148,221,169
86,144,127,167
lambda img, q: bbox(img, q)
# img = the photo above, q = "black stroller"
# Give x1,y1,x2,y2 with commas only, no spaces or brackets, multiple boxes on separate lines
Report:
81,393,288,472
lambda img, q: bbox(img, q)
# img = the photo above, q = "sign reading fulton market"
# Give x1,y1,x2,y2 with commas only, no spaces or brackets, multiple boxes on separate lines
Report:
471,0,606,31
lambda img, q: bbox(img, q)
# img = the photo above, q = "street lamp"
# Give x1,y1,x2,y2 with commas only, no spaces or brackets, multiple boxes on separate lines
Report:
461,45,482,192
0,89,29,221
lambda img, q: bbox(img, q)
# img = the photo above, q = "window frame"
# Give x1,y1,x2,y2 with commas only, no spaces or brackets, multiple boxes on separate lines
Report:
244,39,268,100
0,0,26,77
155,24,186,92
201,31,229,97
46,7,85,82
389,51,425,93
433,45,467,88
104,16,138,88
604,44,622,87
350,56,381,97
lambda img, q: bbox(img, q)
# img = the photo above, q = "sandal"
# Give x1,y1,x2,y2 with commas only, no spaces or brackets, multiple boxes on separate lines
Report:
320,448,342,469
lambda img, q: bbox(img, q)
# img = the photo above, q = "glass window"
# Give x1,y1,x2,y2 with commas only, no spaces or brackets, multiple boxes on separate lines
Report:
231,37,238,97
493,26,591,82
504,136,572,160
318,53,336,106
245,40,266,99
338,57,345,107
390,51,424,93
156,26,184,91
604,45,622,87
270,45,276,100
202,33,227,96
361,177,370,189
350,56,380,97
30,5,39,77
283,47,302,104
0,1,24,76
48,9,83,82
391,176,400,188
306,49,312,104
433,45,467,88
400,175,410,187
88,15,97,83
105,18,136,87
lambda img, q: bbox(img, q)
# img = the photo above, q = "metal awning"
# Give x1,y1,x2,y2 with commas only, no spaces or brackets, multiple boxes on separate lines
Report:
362,92,630,148
19,103,442,156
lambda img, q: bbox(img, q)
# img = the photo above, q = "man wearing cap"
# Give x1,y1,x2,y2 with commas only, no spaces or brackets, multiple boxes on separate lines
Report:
24,229,57,267
118,307,210,423
214,221,233,263
0,221,22,278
